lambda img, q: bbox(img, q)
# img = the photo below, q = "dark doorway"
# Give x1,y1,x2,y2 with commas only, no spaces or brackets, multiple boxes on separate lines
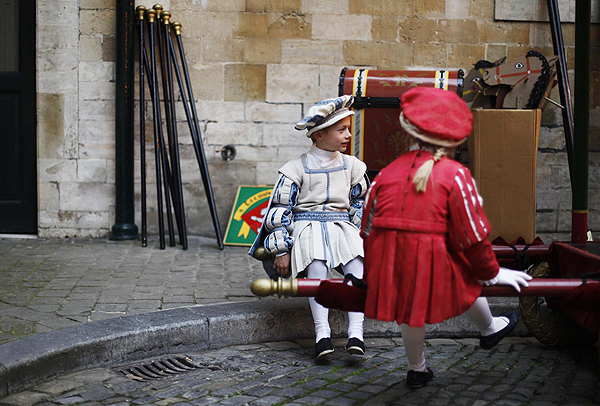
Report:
0,0,37,233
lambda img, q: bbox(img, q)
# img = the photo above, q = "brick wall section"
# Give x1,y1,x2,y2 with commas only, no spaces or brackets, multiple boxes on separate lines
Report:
36,0,600,240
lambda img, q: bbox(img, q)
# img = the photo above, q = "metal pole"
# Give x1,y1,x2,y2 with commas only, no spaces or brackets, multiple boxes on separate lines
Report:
546,0,575,185
136,6,147,247
171,22,224,250
146,10,166,249
111,0,139,240
572,0,591,244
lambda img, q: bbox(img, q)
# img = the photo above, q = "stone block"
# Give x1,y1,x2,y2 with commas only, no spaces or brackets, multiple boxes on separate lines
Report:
39,182,60,211
80,100,115,121
189,12,234,38
281,40,343,65
246,0,301,12
256,161,286,184
244,38,282,64
79,81,115,101
550,166,571,189
447,44,484,69
536,164,551,189
302,0,349,14
79,62,114,82
371,16,401,42
438,19,479,44
485,44,507,64
263,123,304,146
38,71,78,93
38,93,65,160
349,0,411,15
59,183,114,212
39,159,78,183
80,35,103,62
245,102,301,123
319,65,349,100
102,36,116,62
312,14,372,41
415,0,445,17
535,210,557,233
78,159,108,182
277,145,311,161
234,13,268,38
268,14,311,39
407,17,438,42
202,38,244,62
171,0,244,12
188,64,224,101
178,37,202,64
81,0,116,8
37,28,79,52
538,126,565,150
343,41,413,70
204,122,263,145
224,64,266,101
480,22,530,45
413,43,447,67
40,210,110,229
506,45,554,62
194,101,245,121
38,1,78,29
80,10,115,36
266,64,319,103
469,0,493,18
593,72,600,109
445,0,470,19
38,48,79,72
229,145,279,161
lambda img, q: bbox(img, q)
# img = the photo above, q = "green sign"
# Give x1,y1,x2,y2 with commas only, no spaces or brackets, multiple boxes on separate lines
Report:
223,185,273,246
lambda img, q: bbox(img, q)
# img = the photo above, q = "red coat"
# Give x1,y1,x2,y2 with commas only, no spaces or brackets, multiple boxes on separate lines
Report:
361,150,499,327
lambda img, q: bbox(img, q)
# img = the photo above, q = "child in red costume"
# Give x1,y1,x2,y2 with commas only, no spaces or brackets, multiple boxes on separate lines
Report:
361,87,532,388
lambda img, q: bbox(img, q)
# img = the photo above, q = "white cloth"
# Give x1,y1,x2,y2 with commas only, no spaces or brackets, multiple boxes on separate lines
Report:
277,148,367,277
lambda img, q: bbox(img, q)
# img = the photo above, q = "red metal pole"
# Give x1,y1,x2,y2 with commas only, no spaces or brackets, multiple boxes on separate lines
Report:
289,278,598,298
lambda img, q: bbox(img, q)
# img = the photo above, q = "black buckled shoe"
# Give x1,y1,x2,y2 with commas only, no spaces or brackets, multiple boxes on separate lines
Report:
406,368,434,389
479,312,519,350
345,338,365,355
315,338,334,358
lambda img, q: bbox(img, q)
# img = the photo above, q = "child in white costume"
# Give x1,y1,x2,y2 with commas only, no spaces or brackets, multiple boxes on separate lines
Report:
249,96,369,358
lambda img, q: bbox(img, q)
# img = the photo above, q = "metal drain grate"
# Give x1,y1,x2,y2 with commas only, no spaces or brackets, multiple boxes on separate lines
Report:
119,356,200,381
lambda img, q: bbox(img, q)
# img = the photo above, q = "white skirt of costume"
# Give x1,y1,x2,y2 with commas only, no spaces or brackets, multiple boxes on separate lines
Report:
291,218,363,278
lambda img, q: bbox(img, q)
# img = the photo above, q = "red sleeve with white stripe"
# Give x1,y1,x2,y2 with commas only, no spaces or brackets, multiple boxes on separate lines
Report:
448,167,499,280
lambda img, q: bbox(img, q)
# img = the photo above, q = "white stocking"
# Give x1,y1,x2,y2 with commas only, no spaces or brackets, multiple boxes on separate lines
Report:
307,260,330,342
465,297,509,337
341,257,365,341
401,324,427,372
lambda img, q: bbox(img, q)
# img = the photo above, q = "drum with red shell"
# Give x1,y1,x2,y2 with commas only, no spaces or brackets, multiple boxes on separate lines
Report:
338,68,464,175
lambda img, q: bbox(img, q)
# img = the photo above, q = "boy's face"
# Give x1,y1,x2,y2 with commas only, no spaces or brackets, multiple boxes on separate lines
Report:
314,116,352,152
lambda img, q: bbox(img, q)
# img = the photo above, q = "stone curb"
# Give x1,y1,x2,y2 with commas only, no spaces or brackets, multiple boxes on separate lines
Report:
0,298,524,398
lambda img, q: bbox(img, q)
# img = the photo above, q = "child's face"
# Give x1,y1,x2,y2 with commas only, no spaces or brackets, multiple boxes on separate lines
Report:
315,116,352,152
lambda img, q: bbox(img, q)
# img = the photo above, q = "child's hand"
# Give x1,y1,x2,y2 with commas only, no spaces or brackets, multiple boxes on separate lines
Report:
274,253,291,278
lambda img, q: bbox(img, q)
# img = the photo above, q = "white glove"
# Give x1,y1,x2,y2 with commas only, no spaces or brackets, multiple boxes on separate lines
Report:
479,267,532,292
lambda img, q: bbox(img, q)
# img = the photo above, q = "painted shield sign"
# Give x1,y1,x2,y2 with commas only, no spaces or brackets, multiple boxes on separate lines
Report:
223,185,273,246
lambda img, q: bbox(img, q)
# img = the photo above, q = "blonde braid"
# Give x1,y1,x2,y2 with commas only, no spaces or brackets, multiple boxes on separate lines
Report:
413,147,446,193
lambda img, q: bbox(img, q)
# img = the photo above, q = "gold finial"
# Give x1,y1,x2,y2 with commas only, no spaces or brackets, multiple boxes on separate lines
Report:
153,4,163,14
146,9,156,23
136,5,146,20
161,11,171,25
252,247,274,261
172,21,182,36
250,278,298,298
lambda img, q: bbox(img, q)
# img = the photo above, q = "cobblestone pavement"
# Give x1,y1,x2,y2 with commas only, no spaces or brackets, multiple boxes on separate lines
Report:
1,337,599,406
0,237,264,345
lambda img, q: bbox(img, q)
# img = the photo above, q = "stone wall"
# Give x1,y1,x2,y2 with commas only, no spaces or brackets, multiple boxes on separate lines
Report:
36,0,600,241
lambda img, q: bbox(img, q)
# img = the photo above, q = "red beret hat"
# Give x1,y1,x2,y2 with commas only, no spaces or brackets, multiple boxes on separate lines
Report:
400,87,473,147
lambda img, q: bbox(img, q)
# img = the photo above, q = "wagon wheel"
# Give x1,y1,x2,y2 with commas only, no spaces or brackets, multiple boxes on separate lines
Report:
519,261,597,347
